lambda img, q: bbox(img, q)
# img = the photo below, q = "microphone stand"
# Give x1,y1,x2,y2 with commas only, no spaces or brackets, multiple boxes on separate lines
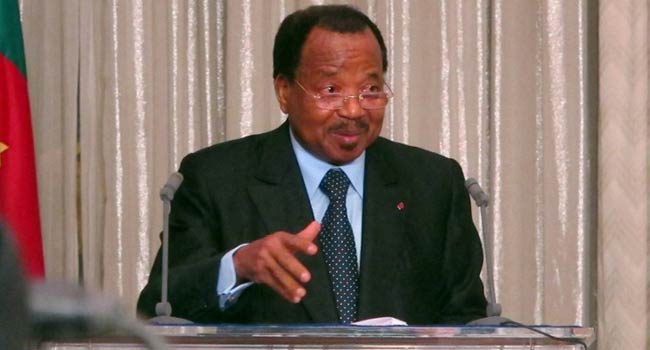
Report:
465,178,510,325
149,173,192,325
464,179,584,348
478,197,501,318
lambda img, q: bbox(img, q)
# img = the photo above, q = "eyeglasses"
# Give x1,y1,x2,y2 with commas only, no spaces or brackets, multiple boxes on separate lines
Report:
294,80,394,110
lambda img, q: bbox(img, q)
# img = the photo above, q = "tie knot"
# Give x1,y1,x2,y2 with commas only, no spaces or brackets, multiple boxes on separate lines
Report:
320,169,350,201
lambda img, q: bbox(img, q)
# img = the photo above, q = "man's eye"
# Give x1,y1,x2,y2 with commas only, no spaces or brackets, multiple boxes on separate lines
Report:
363,85,382,93
320,86,338,95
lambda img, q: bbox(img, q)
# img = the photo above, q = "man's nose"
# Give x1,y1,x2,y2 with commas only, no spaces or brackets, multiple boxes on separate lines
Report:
338,96,365,119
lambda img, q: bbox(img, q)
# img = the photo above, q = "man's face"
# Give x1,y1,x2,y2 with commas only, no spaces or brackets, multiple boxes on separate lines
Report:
275,27,386,165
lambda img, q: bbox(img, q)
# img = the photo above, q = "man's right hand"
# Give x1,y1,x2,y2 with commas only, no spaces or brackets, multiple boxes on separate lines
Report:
233,221,320,303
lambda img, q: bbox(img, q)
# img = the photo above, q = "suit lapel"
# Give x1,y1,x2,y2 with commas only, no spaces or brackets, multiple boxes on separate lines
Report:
247,123,338,322
357,141,410,320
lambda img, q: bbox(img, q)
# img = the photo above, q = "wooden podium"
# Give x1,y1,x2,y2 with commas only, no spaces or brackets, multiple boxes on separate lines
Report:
39,324,594,349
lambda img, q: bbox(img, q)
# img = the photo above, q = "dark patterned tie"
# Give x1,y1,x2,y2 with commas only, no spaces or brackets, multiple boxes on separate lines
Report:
319,169,359,323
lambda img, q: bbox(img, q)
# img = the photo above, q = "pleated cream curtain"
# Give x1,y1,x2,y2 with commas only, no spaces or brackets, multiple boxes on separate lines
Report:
598,1,650,349
21,0,601,339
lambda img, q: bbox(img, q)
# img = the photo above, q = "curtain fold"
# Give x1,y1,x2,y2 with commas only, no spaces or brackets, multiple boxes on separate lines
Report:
491,0,591,325
598,1,649,349
22,0,81,281
22,0,595,335
78,0,105,290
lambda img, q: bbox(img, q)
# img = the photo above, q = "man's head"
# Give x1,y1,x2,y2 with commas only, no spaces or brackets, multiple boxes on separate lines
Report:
273,5,390,165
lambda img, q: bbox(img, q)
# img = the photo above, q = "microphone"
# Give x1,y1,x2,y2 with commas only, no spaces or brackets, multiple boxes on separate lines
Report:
150,172,192,324
464,178,508,325
465,178,489,207
160,172,183,201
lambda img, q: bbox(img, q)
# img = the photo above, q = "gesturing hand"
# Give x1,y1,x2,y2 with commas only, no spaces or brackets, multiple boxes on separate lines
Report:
233,221,320,303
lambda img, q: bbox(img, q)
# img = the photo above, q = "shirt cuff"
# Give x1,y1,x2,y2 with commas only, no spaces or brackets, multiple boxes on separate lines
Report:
217,243,254,310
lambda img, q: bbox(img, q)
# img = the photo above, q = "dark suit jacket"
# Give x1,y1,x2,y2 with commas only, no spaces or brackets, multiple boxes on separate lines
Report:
137,122,487,324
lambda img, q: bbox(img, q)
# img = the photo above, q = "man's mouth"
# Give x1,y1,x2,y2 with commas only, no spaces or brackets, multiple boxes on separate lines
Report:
328,121,369,146
332,131,361,143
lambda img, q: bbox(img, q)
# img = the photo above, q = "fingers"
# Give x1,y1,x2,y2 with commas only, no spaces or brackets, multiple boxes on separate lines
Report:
285,220,319,256
232,221,322,304
297,221,320,249
254,245,307,303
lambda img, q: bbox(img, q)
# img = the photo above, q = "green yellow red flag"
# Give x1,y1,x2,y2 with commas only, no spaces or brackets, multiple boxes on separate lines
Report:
0,0,45,278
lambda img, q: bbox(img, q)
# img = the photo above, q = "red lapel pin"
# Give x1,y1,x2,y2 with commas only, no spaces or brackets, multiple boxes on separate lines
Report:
397,201,405,210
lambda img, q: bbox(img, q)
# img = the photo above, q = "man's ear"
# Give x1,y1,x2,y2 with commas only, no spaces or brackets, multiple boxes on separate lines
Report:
274,75,290,114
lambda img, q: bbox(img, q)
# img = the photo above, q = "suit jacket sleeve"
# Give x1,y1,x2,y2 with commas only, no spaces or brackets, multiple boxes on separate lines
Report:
137,152,248,322
436,158,487,323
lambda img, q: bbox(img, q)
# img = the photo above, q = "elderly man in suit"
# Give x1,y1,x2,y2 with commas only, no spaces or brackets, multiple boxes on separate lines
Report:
138,4,487,324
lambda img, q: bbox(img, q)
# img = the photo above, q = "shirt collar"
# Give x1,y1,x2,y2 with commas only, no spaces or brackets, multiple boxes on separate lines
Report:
289,126,365,199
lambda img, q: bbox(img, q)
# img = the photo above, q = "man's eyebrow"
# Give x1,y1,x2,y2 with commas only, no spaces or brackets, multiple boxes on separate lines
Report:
309,69,383,81
314,67,339,77
366,72,382,80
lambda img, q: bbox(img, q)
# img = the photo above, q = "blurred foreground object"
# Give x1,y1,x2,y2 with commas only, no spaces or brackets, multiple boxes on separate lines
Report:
29,279,169,349
0,221,29,349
